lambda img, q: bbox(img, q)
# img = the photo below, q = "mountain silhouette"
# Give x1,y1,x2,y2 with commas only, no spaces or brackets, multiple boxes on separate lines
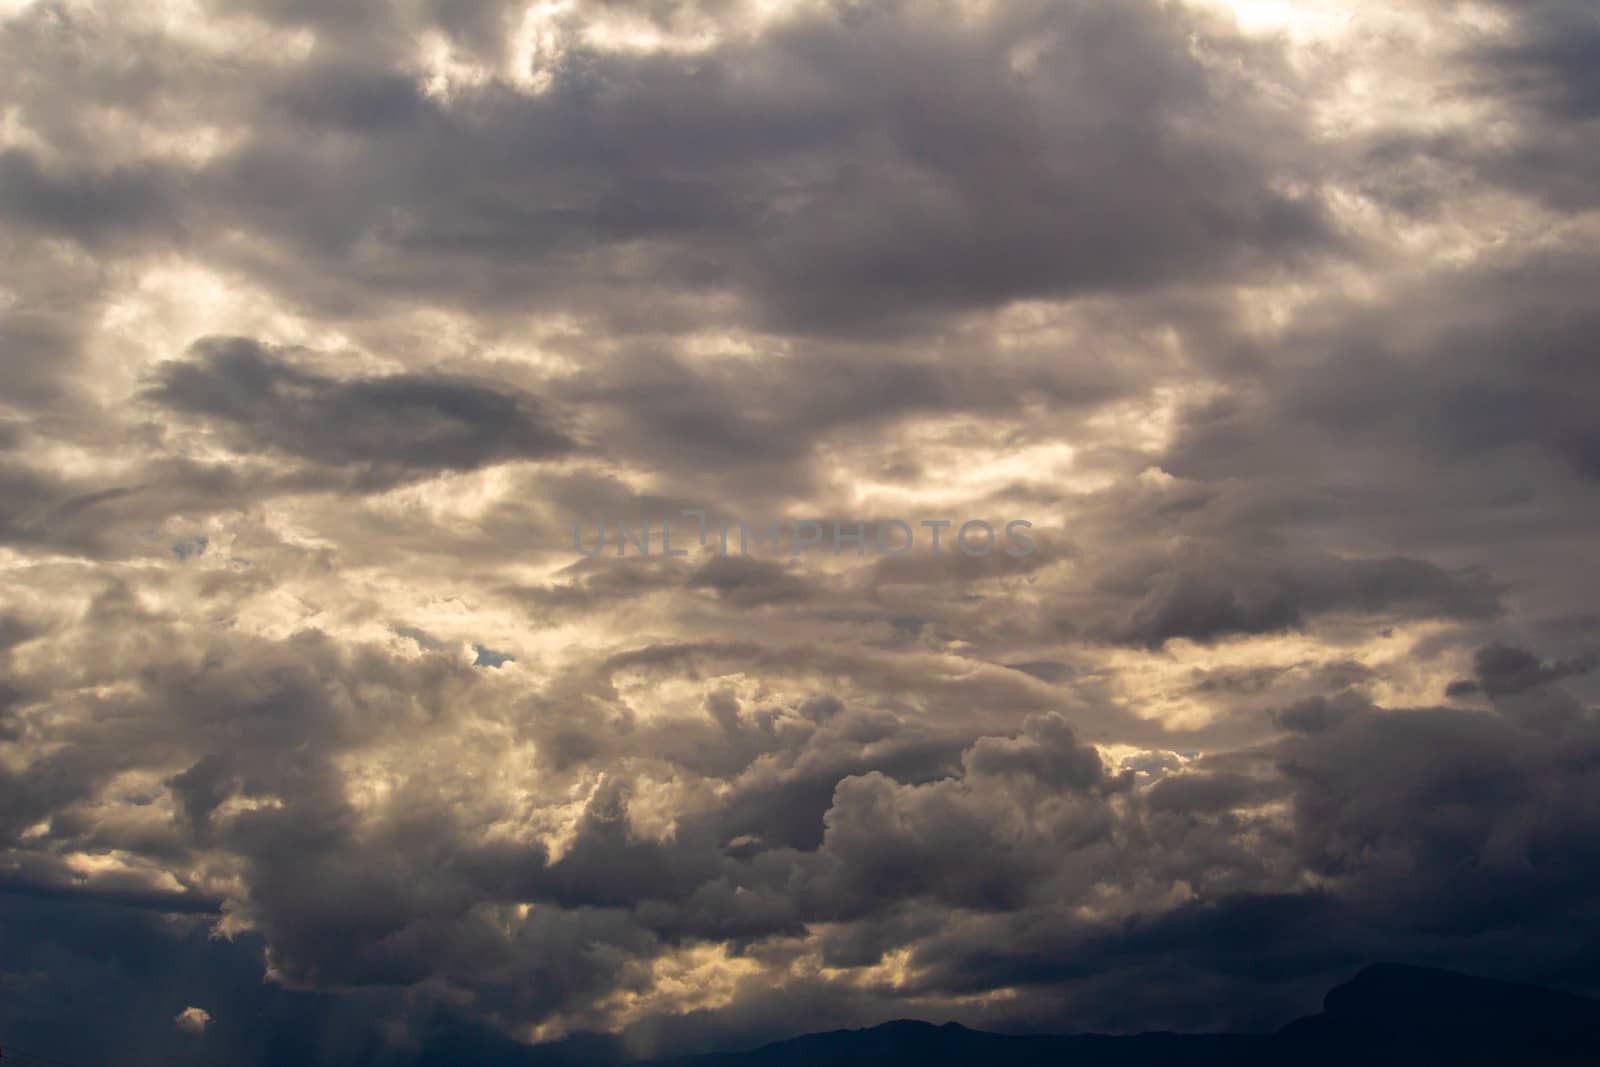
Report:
655,964,1600,1066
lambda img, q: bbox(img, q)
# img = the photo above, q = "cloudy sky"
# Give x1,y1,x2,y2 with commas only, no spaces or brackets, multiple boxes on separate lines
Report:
2,0,1599,1063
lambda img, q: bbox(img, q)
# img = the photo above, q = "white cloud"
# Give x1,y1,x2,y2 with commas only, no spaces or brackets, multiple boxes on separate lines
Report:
173,1006,211,1034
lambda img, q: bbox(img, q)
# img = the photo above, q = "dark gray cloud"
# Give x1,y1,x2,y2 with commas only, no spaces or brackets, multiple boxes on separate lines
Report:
1098,546,1503,648
0,147,182,243
1446,642,1599,699
1349,1,1600,214
2,0,1334,336
144,337,575,487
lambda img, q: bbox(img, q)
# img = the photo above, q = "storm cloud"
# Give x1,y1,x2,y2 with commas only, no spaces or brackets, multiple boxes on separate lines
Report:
2,0,1599,1064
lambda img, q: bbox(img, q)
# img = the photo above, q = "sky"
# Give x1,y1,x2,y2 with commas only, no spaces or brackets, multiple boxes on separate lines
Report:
2,0,1599,1063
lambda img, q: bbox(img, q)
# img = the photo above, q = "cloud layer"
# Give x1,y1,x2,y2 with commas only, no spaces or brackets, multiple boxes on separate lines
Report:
2,0,1599,1063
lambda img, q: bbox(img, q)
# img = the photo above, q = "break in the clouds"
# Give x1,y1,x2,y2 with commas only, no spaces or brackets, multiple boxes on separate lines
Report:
1,0,1598,1063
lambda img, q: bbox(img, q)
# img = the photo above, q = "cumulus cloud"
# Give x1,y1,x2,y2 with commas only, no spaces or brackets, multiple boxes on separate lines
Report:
174,1005,212,1034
